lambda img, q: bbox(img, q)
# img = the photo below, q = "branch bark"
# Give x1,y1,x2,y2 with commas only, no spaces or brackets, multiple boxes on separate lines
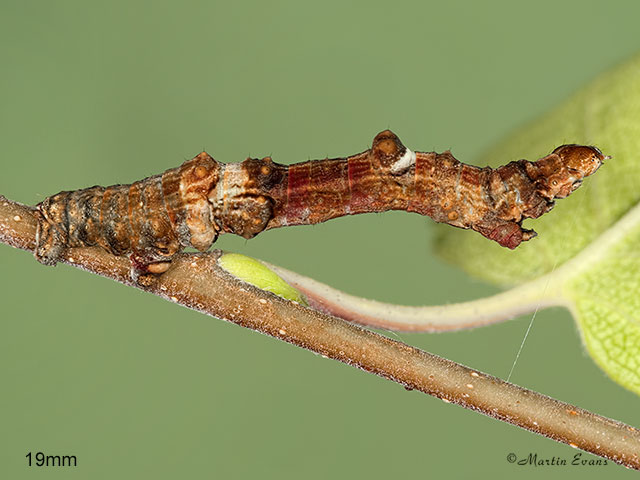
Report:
1,194,639,469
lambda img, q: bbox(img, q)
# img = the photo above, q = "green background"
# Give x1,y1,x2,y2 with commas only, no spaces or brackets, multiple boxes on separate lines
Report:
1,1,639,478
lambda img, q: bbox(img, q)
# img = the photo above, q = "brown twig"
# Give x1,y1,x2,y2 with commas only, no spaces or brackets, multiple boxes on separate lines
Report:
1,194,639,469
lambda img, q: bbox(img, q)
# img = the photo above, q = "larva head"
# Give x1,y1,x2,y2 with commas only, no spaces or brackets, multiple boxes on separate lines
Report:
553,144,605,177
539,144,606,199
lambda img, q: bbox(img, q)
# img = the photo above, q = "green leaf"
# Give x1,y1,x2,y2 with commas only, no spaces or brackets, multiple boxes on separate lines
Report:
563,208,640,394
434,54,640,394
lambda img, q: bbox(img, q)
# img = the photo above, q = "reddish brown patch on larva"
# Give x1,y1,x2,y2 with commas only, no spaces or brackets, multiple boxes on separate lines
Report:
347,153,376,214
306,159,349,224
485,223,523,250
286,161,311,223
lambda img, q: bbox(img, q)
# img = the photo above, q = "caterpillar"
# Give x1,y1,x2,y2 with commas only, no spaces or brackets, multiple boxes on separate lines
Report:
35,130,605,281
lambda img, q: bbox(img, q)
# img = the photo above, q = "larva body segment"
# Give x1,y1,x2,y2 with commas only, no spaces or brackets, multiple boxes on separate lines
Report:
35,152,223,279
210,158,280,239
34,130,604,282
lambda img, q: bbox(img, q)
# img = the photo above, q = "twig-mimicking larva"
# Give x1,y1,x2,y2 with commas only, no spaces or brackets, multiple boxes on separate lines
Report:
35,130,605,281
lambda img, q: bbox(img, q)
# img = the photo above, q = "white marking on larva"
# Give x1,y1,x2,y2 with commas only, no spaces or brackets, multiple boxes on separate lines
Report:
442,398,451,404
259,298,268,304
223,163,248,199
190,261,198,267
471,372,480,377
279,328,287,335
207,163,225,207
390,147,416,174
482,184,491,208
170,296,178,302
514,188,523,205
13,215,21,221
466,383,474,389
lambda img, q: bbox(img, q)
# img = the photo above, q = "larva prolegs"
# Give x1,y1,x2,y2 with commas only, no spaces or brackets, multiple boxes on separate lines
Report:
35,207,65,266
473,221,537,250
34,191,76,266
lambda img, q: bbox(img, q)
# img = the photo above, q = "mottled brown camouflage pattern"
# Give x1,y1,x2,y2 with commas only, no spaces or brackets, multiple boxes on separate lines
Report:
34,130,604,280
